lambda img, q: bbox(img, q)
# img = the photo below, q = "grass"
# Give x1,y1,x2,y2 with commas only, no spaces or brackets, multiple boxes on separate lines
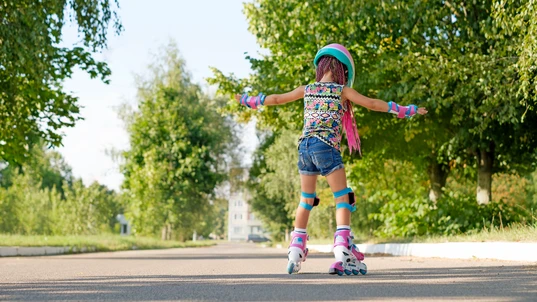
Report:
415,224,537,244
0,234,216,252
268,224,537,246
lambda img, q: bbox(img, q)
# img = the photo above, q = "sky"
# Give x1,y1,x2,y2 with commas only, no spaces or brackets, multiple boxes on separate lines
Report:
59,0,260,191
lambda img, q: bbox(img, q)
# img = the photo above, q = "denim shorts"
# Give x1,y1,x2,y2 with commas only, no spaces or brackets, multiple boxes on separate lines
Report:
297,137,344,176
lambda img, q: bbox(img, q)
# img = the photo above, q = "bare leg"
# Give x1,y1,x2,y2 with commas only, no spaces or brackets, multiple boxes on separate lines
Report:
326,168,365,276
287,174,318,274
294,174,318,229
325,168,350,226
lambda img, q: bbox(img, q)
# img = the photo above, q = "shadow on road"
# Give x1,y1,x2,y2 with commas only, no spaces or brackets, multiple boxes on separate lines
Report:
1,265,536,301
56,253,335,261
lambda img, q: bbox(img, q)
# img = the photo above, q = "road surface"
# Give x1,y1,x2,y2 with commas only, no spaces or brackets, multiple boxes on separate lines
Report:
1,243,536,301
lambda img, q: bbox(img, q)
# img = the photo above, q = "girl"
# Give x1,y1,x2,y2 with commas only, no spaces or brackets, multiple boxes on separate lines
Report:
236,44,427,275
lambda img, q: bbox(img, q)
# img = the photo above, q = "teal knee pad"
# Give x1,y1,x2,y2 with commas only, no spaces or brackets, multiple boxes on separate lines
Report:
334,187,356,212
300,192,320,211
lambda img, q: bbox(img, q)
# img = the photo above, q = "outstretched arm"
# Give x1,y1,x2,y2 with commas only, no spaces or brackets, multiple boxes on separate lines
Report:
342,87,427,117
235,86,305,109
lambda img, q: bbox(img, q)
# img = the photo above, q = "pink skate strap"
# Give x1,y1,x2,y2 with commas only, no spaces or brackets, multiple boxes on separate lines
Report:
333,229,352,248
353,249,365,261
289,232,308,249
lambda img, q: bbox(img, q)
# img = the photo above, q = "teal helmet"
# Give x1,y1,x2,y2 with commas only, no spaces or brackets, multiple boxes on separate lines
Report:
313,44,355,87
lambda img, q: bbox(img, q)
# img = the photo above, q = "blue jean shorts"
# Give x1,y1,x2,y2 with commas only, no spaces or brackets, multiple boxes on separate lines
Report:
297,137,344,176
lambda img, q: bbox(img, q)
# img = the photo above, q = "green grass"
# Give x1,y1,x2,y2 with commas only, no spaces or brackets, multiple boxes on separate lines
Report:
415,224,537,244
0,234,216,252
269,224,537,246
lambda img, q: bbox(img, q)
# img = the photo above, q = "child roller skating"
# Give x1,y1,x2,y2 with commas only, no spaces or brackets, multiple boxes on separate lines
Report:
236,44,427,275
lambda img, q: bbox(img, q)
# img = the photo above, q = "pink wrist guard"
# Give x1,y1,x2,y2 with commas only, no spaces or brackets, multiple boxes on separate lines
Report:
239,93,266,110
387,101,418,118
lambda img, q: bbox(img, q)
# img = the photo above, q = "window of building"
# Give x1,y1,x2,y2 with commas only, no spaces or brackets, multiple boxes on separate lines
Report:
234,227,242,234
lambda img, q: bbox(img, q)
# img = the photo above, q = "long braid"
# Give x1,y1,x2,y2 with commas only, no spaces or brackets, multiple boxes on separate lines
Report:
315,56,347,86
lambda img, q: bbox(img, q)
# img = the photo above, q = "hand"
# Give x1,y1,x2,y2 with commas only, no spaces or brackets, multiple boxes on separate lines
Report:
417,107,428,115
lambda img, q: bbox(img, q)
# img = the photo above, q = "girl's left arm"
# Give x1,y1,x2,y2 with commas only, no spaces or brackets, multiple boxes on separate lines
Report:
342,87,427,117
235,86,305,109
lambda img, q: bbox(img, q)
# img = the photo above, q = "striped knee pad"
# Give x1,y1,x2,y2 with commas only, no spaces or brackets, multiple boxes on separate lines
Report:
299,192,320,211
333,188,356,212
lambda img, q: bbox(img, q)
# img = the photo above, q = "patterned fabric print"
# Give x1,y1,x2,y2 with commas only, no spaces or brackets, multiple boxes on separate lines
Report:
299,82,346,150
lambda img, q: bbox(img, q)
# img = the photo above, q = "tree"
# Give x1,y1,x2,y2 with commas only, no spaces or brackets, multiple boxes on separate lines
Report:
246,131,295,240
0,144,73,195
0,0,122,163
492,0,537,111
208,0,450,201
376,0,537,203
121,43,236,240
210,0,537,205
0,147,120,235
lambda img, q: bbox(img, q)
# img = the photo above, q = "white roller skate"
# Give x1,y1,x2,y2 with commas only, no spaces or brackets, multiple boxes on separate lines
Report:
328,229,367,276
287,231,309,274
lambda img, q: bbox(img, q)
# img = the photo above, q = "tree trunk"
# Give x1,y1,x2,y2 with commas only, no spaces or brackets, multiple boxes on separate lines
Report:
167,224,172,241
161,224,173,240
476,142,495,204
427,161,449,202
161,225,168,241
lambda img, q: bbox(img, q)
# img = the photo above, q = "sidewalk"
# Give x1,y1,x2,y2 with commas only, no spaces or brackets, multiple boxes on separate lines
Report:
306,242,537,262
0,246,95,257
4,242,537,261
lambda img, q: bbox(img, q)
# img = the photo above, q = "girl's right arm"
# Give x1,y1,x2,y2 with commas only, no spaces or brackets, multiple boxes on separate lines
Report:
235,86,305,109
342,87,427,117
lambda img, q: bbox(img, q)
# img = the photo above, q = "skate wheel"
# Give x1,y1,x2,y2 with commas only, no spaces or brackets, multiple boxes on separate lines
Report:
344,269,352,276
328,267,344,276
359,269,367,275
352,269,359,275
287,262,295,274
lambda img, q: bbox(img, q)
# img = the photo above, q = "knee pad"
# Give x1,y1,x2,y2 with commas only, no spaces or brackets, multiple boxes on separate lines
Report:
333,187,356,212
299,192,320,211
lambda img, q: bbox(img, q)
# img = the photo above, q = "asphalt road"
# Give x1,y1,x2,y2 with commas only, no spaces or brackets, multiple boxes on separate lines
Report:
1,242,536,301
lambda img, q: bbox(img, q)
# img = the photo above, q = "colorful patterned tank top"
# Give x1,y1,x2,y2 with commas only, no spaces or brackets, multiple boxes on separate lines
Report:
299,82,346,151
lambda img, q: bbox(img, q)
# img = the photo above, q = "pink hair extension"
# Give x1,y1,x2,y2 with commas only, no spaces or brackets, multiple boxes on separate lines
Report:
315,56,347,85
315,55,361,154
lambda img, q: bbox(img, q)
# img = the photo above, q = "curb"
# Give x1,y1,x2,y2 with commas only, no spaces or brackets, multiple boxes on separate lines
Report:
307,242,537,262
0,246,96,257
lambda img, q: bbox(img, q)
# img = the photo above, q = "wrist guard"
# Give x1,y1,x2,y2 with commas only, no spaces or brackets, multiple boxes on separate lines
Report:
387,101,418,118
239,93,266,109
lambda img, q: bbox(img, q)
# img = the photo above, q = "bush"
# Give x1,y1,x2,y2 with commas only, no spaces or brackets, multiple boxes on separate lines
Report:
0,172,122,235
368,188,433,238
370,190,533,238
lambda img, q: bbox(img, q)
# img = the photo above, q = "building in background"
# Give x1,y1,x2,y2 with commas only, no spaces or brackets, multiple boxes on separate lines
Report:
227,189,264,241
116,214,131,236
